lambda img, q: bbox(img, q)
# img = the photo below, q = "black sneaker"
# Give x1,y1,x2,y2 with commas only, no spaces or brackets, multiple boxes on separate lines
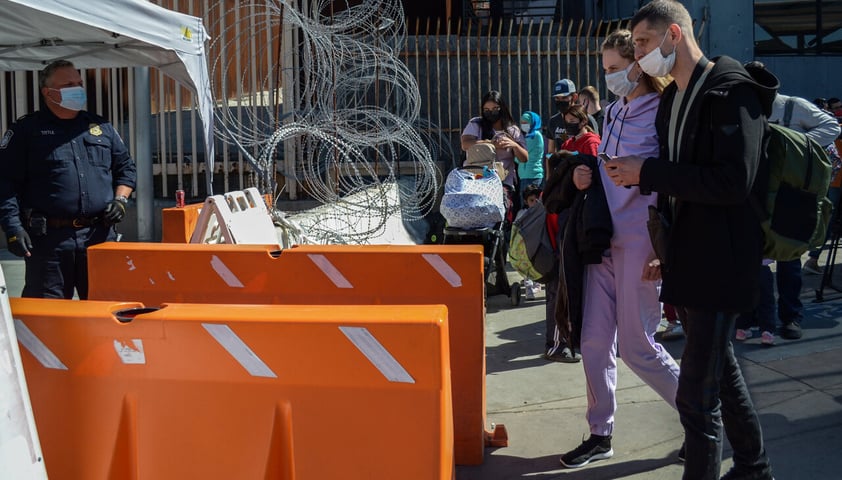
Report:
560,434,613,468
780,320,802,340
720,465,774,479
544,347,582,363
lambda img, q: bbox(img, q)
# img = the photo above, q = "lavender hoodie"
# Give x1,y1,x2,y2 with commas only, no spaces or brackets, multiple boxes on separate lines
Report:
597,92,661,241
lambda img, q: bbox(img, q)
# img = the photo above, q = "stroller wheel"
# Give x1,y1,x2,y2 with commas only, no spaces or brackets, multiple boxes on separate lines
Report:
510,282,521,307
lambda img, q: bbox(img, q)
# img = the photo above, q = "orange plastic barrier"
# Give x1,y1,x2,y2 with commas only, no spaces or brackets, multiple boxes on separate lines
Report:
12,298,453,480
87,242,492,465
160,203,202,243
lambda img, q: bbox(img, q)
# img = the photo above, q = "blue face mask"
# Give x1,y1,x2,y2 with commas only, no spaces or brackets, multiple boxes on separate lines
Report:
50,86,87,111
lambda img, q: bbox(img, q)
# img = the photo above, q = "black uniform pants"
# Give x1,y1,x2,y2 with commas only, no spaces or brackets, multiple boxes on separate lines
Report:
22,224,114,299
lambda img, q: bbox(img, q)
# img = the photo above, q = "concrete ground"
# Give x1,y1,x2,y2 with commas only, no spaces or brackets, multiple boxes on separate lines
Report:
456,257,842,480
3,248,841,479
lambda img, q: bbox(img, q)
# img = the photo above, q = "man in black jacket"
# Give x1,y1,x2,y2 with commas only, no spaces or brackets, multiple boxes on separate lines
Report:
605,1,777,479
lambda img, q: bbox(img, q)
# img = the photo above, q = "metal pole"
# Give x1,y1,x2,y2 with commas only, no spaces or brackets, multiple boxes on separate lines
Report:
133,67,154,242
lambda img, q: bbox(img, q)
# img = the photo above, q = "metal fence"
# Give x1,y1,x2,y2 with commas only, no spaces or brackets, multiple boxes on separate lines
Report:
0,0,637,201
403,16,631,170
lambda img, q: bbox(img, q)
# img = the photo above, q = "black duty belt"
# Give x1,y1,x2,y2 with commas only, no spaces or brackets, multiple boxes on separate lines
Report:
46,217,99,228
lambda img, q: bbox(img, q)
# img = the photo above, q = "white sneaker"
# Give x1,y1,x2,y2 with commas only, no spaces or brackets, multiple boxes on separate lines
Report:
735,328,752,341
761,331,775,346
525,286,536,300
803,258,824,275
661,322,685,340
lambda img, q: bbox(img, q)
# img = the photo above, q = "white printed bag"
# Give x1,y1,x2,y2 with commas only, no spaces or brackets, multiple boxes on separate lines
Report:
440,168,505,229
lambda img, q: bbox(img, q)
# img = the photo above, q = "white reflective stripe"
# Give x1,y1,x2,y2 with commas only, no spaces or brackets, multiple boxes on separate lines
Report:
211,255,244,288
339,326,414,384
202,323,276,378
422,253,462,287
13,320,67,370
308,254,353,288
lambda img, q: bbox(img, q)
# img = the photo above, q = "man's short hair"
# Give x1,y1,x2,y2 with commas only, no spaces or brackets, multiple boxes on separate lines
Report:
553,79,576,97
579,86,600,105
630,0,693,36
39,60,76,89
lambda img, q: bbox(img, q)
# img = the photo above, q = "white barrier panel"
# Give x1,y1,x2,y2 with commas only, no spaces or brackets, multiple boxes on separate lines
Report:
190,187,279,245
0,265,47,479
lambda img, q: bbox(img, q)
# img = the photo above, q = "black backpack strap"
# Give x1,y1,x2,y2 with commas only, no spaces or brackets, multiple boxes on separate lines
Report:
783,97,794,128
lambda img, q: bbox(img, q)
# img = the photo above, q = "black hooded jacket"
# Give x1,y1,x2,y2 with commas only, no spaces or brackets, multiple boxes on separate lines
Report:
543,153,612,348
638,56,779,312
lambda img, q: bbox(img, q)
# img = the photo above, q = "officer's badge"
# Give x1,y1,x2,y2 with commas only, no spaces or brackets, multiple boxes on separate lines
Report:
0,130,13,149
89,124,103,136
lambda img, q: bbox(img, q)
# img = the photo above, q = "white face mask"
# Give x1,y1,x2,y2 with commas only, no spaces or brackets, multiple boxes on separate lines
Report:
49,86,87,111
638,29,677,77
605,62,641,98
520,123,531,133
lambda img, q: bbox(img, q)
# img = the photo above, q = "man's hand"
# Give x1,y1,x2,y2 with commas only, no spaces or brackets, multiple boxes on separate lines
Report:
103,196,128,225
604,155,645,187
7,230,32,257
642,258,662,281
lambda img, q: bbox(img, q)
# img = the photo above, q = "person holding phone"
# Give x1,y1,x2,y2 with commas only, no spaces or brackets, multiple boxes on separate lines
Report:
461,90,528,216
558,29,681,469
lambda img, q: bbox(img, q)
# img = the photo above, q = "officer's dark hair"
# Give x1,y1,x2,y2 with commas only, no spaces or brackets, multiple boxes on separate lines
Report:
39,60,76,89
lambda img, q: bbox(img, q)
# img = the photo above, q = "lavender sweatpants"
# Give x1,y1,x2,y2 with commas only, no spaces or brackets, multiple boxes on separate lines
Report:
580,233,681,437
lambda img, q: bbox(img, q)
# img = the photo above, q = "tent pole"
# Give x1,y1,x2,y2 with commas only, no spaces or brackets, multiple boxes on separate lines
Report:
133,67,154,242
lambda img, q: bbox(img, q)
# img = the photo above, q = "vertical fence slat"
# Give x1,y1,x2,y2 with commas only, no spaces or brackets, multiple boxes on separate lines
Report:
435,17,443,144
513,18,520,113
425,17,432,138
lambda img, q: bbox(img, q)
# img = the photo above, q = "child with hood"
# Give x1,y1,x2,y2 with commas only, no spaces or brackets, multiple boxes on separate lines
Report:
518,111,545,190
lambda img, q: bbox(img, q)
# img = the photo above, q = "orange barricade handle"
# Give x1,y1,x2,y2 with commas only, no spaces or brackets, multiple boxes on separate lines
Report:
485,423,509,448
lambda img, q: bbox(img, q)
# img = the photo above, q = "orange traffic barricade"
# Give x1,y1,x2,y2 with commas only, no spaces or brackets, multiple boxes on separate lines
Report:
13,298,453,479
87,242,496,465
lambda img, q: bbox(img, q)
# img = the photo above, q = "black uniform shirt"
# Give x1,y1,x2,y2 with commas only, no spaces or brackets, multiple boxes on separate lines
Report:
0,109,136,234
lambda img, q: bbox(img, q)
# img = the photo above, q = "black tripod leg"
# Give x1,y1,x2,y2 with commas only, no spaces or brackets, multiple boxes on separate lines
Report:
817,189,842,301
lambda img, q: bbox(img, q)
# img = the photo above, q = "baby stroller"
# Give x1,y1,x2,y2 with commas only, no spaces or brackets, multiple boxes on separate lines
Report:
440,145,521,306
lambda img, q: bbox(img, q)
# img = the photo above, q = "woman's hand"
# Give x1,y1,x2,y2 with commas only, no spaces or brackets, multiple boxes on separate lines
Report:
495,135,516,149
572,165,592,190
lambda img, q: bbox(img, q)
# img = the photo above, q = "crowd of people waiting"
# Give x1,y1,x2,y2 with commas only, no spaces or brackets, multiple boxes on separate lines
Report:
456,1,842,478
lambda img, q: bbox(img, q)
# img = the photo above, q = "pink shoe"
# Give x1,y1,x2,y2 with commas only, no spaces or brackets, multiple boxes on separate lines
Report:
761,331,775,346
735,329,752,341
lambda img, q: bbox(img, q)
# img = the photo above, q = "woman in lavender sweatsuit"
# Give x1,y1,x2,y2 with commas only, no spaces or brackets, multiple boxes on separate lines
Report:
559,29,683,469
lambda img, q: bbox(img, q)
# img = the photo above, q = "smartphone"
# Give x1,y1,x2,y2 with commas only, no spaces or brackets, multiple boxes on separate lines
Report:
598,152,613,164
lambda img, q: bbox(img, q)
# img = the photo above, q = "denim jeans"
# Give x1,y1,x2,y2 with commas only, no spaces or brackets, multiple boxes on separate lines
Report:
675,308,771,480
736,264,776,334
774,259,803,323
808,185,841,259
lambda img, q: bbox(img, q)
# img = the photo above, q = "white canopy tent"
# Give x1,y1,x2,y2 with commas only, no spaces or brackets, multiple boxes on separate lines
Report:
0,0,216,238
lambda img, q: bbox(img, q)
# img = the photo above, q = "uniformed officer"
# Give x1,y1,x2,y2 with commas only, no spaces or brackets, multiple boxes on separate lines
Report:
0,59,137,299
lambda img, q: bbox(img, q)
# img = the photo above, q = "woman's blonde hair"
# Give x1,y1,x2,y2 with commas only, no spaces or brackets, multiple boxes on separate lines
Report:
601,29,671,95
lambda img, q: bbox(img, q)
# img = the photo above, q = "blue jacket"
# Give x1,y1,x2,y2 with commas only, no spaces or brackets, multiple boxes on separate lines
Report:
0,109,137,234
518,111,545,180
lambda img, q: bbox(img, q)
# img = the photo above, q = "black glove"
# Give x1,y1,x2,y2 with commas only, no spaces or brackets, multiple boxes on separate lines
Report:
7,229,32,257
103,196,128,225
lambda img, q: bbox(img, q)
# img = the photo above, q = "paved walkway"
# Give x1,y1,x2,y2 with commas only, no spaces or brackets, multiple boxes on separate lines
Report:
456,259,842,480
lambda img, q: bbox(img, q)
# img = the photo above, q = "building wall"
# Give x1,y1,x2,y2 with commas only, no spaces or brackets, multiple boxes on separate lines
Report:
598,0,842,101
